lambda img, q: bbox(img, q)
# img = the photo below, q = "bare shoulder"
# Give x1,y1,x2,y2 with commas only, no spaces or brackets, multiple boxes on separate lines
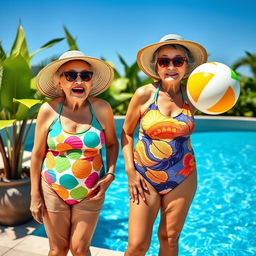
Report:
37,98,64,126
88,97,113,118
88,97,114,130
88,96,112,111
135,83,155,97
133,83,156,104
39,98,64,113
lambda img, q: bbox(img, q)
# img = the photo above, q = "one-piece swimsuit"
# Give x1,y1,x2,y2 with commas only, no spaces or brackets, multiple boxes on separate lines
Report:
41,99,105,205
134,84,196,195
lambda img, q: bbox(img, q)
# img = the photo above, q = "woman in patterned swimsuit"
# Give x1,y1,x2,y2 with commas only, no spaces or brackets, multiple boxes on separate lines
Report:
30,50,118,256
122,34,207,256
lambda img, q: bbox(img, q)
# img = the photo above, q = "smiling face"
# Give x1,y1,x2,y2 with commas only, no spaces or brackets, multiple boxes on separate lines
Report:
58,60,93,99
156,46,188,84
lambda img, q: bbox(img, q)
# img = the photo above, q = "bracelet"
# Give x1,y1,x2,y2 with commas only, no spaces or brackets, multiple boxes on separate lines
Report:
105,172,115,180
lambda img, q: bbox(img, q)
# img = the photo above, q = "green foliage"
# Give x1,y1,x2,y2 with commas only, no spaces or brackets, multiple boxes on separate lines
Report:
0,25,64,180
98,55,154,115
64,25,78,51
226,52,256,117
224,75,256,117
1,55,32,113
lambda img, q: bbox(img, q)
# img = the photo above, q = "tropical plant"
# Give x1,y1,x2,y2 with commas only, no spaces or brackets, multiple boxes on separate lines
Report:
228,51,256,117
0,25,64,180
98,55,153,115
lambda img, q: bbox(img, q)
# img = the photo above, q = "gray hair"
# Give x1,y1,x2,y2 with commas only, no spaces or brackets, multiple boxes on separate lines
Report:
150,44,195,77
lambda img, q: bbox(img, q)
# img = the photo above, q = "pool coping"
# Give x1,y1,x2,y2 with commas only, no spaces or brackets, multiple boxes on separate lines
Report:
0,219,124,256
114,115,256,132
114,115,256,121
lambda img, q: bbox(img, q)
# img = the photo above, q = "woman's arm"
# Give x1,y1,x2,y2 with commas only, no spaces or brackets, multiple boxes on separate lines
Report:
121,86,152,204
30,101,57,223
90,99,119,200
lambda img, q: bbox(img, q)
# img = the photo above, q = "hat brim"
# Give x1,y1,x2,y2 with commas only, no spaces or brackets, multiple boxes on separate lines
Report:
137,40,208,80
36,56,114,98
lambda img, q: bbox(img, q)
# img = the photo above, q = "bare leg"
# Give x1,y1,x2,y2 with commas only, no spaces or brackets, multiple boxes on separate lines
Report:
125,179,161,256
158,171,197,256
69,197,104,256
41,180,71,256
43,211,71,256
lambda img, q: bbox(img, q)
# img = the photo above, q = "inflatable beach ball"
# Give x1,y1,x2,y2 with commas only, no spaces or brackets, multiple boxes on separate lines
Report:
187,62,240,115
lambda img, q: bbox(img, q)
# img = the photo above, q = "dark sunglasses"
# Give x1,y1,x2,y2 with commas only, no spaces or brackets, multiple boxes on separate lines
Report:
157,57,187,68
62,71,93,82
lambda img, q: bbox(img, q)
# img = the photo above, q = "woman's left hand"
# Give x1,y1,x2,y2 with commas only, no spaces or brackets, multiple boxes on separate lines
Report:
89,174,114,200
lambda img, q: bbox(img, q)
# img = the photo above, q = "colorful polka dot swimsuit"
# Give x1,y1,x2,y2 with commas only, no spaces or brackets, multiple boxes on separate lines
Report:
41,100,105,205
134,84,196,195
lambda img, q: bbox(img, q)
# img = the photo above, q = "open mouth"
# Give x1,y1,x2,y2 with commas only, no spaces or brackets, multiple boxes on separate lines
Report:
165,73,178,79
165,73,178,77
71,87,85,94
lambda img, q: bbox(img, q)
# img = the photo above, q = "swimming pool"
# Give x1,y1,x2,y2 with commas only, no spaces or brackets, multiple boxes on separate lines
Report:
31,117,256,255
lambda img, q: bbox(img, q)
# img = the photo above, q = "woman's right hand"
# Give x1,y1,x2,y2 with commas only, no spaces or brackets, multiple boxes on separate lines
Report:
126,168,148,204
30,194,45,224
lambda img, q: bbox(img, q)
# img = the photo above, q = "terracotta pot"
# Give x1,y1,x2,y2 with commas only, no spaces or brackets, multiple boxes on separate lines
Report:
0,178,32,225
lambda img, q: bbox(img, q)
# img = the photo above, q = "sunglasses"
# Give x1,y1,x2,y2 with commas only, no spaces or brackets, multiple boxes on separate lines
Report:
157,57,187,68
62,71,93,82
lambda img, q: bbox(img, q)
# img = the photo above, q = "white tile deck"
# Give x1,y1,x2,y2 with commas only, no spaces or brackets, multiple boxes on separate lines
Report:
0,219,124,256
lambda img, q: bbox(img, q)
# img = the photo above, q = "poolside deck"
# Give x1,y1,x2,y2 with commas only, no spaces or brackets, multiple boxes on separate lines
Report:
0,219,124,256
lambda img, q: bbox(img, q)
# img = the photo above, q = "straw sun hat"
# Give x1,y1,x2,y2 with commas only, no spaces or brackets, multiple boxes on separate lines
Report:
36,50,114,98
137,34,208,80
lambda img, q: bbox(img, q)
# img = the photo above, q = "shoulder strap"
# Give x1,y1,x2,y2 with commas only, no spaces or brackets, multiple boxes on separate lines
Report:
86,99,95,117
57,102,64,117
153,83,161,101
49,102,63,129
180,86,189,104
86,99,103,130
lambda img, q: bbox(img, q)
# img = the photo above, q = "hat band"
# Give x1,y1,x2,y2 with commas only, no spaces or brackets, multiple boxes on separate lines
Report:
164,39,177,42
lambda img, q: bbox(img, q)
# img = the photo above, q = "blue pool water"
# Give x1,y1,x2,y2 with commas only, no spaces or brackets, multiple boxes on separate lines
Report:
32,130,256,255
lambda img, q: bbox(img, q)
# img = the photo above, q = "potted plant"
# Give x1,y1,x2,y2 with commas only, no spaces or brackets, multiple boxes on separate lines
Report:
0,25,63,225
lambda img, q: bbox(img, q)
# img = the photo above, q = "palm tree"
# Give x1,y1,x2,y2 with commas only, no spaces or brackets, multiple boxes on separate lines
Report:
232,51,256,78
230,51,256,117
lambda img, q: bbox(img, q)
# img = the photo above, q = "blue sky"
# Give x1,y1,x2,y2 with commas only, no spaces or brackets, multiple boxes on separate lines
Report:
1,0,256,76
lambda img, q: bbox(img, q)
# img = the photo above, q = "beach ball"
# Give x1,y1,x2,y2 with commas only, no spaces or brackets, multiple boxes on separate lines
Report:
187,62,240,115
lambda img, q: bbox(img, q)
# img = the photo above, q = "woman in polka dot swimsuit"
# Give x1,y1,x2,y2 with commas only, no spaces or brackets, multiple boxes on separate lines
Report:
30,51,118,256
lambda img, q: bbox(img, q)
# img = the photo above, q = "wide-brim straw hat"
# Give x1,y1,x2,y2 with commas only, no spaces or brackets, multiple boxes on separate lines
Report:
137,34,208,80
36,50,114,98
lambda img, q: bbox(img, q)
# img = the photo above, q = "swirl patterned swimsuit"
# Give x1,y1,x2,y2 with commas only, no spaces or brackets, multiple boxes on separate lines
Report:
41,100,105,205
134,84,196,195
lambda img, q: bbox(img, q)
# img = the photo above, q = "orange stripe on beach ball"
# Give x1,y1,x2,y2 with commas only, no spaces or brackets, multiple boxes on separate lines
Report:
188,72,214,102
207,86,236,113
